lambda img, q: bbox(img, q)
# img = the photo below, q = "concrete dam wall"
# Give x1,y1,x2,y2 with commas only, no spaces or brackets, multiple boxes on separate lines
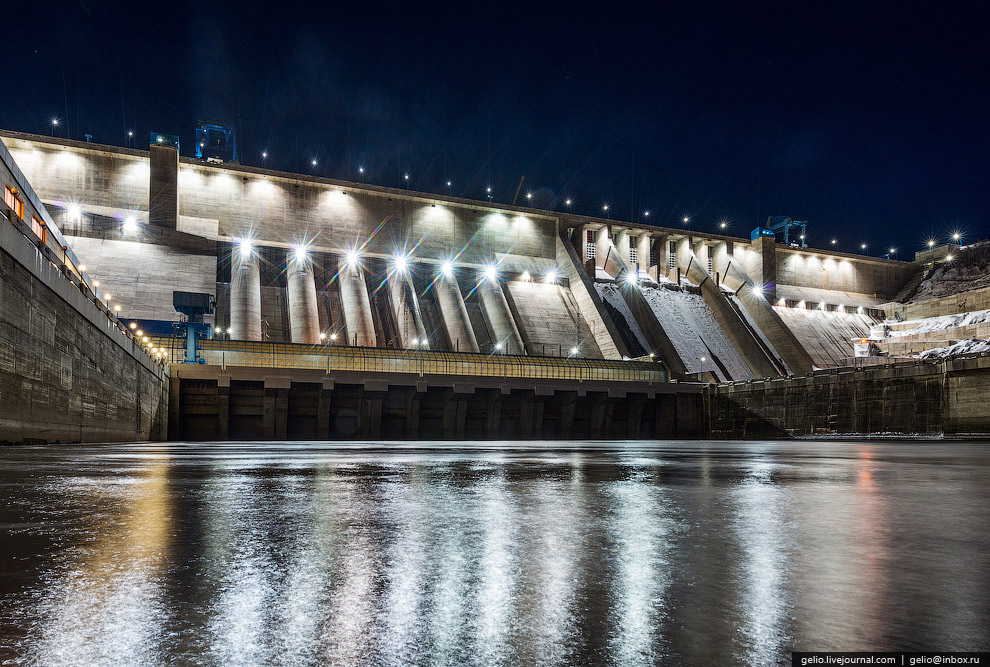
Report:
0,141,167,444
5,128,984,442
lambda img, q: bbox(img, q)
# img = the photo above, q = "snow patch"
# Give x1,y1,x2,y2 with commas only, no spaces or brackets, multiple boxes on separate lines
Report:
915,339,990,359
875,308,990,339
640,285,755,381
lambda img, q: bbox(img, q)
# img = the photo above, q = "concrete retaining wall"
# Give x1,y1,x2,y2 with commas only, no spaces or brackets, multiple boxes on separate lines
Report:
0,225,168,444
710,355,990,437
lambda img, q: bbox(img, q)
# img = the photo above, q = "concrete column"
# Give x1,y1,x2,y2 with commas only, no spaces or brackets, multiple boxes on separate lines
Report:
560,392,576,437
574,224,596,265
217,376,230,440
712,241,730,283
389,273,429,349
627,395,645,438
317,379,332,440
435,273,480,353
614,228,630,266
750,235,778,300
230,249,261,341
637,234,652,274
263,377,290,440
149,144,178,230
595,226,611,270
478,279,525,355
407,390,422,439
338,261,377,347
286,257,320,344
519,389,536,438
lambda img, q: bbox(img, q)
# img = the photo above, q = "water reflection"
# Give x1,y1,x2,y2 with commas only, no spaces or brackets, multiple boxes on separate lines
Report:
1,441,988,665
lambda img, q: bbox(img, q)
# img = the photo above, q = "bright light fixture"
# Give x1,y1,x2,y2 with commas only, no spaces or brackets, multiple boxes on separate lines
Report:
570,346,579,355
545,269,558,284
410,338,418,346
520,271,531,282
484,265,498,283
123,215,137,231
130,322,137,329
319,332,326,340
215,327,222,333
565,199,571,206
345,249,360,269
946,254,954,261
78,264,86,272
238,240,252,258
67,204,81,219
103,293,112,300
495,342,503,351
440,261,454,278
683,216,689,223
393,254,409,274
293,245,309,263
624,271,638,286
952,232,961,241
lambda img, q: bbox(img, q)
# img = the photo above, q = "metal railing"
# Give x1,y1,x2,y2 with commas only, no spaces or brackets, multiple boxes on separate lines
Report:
155,337,668,384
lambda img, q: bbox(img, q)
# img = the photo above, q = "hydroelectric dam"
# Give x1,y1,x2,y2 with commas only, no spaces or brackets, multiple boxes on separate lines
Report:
1,128,988,443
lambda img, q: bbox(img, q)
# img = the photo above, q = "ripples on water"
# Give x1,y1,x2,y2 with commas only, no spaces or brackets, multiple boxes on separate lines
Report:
1,441,988,665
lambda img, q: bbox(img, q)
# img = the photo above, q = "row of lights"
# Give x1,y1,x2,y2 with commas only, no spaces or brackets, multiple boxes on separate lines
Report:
239,240,562,284
47,125,972,254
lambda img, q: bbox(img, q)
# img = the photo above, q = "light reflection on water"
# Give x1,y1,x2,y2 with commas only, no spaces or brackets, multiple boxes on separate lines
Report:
1,441,989,666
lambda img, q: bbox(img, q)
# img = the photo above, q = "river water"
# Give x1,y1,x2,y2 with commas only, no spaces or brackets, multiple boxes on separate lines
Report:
1,441,988,665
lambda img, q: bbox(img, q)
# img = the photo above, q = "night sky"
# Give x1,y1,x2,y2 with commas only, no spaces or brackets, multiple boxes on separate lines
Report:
3,1,987,255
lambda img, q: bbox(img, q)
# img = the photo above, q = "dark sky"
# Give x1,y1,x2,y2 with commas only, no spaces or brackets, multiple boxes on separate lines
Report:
4,1,987,255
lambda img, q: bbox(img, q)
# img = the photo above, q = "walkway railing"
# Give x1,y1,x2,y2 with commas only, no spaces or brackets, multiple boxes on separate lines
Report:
157,338,668,384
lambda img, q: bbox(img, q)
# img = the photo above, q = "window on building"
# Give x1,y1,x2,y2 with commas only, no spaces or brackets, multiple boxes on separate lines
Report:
667,240,677,269
629,246,638,265
4,186,24,219
586,230,597,260
31,216,46,243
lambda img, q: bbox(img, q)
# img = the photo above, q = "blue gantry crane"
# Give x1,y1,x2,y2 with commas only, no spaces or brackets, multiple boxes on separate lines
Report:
172,291,215,364
764,216,809,247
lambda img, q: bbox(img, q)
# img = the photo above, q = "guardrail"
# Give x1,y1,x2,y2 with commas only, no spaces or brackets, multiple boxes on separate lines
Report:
154,337,669,384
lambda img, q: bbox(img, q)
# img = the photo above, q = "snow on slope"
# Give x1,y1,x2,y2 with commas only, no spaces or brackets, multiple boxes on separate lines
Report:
871,309,990,339
640,285,754,380
916,339,990,359
594,282,651,355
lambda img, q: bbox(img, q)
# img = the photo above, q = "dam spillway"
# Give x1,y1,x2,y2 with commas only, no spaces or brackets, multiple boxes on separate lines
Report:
1,128,988,442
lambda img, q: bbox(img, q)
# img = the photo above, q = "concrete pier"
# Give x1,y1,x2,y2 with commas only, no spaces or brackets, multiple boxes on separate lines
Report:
477,279,525,355
230,249,261,341
287,256,320,344
434,274,480,353
338,261,377,347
